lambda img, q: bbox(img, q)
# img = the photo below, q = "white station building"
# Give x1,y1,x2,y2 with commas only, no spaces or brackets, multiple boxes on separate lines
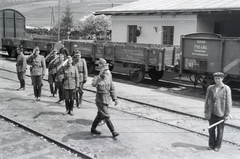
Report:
94,0,240,46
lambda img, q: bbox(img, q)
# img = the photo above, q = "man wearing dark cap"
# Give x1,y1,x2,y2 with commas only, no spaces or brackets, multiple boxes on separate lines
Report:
46,49,58,97
49,53,65,103
204,72,232,152
73,51,88,108
16,45,27,91
59,41,69,59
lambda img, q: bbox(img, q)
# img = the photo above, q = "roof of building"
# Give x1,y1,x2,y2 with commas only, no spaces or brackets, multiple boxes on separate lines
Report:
94,0,240,15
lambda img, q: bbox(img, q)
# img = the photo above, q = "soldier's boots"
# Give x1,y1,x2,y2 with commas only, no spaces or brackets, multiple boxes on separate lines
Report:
91,128,101,135
17,87,25,91
76,93,83,108
69,111,74,116
63,110,69,115
106,119,120,137
112,131,119,138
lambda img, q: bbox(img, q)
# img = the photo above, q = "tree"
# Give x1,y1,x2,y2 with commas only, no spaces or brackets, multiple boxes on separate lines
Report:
59,5,74,39
76,14,111,39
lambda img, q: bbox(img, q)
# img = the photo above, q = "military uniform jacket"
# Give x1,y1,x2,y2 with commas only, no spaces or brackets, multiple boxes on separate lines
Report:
92,75,117,105
16,54,27,72
49,57,64,82
46,55,57,74
28,54,46,76
73,58,88,82
62,65,79,90
204,84,232,119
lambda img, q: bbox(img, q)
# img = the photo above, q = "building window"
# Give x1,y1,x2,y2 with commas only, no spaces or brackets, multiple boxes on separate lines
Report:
162,26,174,45
128,25,137,43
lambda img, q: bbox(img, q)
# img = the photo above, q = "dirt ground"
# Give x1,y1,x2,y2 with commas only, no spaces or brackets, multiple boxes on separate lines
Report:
1,58,240,159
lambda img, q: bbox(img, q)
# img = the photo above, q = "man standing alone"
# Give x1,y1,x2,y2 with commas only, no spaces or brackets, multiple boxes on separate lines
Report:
204,72,232,152
16,45,27,91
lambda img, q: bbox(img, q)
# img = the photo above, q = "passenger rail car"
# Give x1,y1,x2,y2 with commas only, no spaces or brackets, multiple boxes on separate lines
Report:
64,40,178,83
179,33,240,91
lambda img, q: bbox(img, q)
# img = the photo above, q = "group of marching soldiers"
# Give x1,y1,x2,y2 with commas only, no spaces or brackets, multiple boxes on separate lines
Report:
15,42,119,137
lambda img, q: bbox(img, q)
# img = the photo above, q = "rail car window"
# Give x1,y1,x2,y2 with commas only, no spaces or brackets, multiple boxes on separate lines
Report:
128,25,137,43
162,26,174,45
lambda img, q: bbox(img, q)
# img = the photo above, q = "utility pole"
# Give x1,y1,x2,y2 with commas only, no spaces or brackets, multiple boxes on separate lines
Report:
50,5,55,29
57,0,61,41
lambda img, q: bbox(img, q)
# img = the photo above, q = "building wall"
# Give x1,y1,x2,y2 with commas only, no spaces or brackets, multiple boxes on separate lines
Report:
197,13,240,37
111,14,197,45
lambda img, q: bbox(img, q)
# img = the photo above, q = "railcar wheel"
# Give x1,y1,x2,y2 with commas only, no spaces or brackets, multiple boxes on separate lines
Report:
202,77,214,93
87,62,95,74
129,69,145,83
148,69,164,81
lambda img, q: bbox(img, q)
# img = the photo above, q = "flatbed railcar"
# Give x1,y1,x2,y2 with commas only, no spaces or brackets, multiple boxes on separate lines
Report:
2,37,56,57
179,33,240,91
64,39,178,83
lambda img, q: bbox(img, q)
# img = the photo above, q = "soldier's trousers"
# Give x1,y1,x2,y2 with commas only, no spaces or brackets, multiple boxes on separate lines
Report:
91,103,115,133
17,71,25,88
76,82,84,105
64,89,75,111
56,81,64,101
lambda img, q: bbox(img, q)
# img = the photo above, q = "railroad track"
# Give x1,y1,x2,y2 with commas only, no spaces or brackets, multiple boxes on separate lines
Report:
0,66,240,148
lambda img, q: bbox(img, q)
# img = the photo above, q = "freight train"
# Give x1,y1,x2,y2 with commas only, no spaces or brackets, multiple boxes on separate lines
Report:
1,9,240,90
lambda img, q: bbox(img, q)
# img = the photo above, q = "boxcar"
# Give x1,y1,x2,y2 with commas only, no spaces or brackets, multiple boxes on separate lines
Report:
179,33,240,90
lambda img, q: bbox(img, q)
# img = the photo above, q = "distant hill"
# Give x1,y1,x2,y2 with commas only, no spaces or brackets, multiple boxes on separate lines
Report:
1,0,135,28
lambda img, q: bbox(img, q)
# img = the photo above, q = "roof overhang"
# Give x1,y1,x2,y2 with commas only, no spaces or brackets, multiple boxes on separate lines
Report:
94,8,240,16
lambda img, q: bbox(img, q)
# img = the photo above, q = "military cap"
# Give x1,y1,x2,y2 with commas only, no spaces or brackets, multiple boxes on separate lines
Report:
98,58,107,64
75,51,81,56
73,44,78,48
213,72,224,78
35,46,40,51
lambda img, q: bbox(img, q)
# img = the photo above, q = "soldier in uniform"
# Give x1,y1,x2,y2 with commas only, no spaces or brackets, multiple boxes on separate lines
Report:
16,45,27,91
59,41,69,59
57,56,79,116
27,46,46,101
48,53,65,103
72,51,88,108
91,66,119,138
45,49,58,97
97,58,112,126
71,44,78,57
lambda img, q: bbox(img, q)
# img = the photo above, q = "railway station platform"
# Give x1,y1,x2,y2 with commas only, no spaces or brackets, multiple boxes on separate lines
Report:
1,59,240,159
